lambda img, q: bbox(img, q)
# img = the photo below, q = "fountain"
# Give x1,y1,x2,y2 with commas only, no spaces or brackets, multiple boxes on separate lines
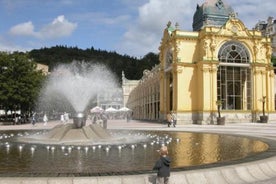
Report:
38,62,117,128
17,62,153,146
28,62,121,144
0,62,272,176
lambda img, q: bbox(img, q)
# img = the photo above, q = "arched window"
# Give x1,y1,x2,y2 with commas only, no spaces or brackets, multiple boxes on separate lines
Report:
217,41,251,110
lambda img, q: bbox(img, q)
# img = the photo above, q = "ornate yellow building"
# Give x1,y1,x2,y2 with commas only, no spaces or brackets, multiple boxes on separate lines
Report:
127,0,275,124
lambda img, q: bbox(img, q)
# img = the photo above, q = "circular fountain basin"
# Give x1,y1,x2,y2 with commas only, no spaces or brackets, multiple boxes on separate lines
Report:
0,129,270,177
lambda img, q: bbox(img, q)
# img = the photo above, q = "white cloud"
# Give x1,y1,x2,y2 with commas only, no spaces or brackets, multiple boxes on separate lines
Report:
9,21,36,37
231,0,276,29
73,12,130,26
38,15,77,39
9,15,77,39
118,0,276,57
118,0,196,57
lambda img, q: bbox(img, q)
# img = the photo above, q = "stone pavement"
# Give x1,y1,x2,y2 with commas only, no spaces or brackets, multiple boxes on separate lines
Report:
0,120,276,184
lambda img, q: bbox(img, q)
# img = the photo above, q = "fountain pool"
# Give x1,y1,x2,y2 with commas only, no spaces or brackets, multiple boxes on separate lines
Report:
0,128,269,177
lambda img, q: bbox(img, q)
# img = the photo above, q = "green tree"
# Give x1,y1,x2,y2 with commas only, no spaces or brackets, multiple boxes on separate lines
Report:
29,46,160,82
0,52,45,117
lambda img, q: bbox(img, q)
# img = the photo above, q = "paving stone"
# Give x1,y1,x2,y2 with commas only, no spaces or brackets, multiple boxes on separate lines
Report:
185,172,208,184
267,160,276,172
0,178,21,184
204,170,228,184
235,166,258,183
47,178,73,184
21,178,48,184
258,162,276,177
122,175,148,184
246,164,271,180
97,176,122,184
221,168,246,184
170,173,189,184
72,177,98,184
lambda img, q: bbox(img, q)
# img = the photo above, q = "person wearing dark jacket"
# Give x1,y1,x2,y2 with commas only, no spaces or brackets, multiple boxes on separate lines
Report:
153,146,171,184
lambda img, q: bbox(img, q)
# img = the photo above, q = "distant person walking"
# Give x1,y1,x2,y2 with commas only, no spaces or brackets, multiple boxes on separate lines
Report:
126,112,131,122
43,114,48,126
101,113,108,129
64,112,69,123
14,115,18,125
31,113,36,126
153,146,171,184
166,113,172,127
171,111,176,127
60,113,65,123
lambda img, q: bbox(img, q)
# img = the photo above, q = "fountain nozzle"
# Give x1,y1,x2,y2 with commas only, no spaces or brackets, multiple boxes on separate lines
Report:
73,112,86,128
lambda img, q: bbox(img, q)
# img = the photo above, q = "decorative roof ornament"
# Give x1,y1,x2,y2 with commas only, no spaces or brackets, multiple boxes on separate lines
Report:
175,22,180,30
167,21,172,28
166,21,175,35
229,12,237,19
216,0,224,9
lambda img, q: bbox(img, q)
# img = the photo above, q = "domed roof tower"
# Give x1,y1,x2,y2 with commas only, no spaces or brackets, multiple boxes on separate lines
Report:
192,0,235,31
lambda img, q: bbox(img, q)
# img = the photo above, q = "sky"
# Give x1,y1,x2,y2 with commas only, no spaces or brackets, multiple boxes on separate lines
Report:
0,0,275,58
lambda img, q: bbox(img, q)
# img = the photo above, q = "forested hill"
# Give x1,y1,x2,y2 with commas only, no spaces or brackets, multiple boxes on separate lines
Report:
29,46,159,81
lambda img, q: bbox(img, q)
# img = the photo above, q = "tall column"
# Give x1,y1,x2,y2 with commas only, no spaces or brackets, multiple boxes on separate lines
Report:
159,71,165,114
252,67,267,113
268,71,275,111
201,66,212,111
210,66,218,113
172,65,178,111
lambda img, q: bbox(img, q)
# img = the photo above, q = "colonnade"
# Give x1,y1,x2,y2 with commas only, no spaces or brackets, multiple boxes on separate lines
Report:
126,66,160,121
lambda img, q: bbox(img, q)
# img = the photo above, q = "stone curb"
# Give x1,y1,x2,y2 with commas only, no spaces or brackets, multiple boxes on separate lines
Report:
0,156,275,184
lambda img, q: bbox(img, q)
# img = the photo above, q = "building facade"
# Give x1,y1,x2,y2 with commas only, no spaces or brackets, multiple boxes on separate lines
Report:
96,88,123,110
36,63,49,75
122,71,140,107
126,66,160,120
127,0,275,124
255,17,276,57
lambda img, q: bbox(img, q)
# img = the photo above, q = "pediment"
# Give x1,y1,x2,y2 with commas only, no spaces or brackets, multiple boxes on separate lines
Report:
217,18,253,37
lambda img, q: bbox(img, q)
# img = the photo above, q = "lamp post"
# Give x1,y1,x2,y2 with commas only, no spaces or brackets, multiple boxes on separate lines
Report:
260,96,268,123
216,100,225,125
